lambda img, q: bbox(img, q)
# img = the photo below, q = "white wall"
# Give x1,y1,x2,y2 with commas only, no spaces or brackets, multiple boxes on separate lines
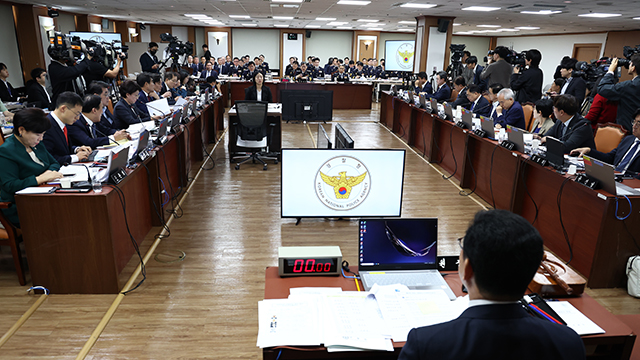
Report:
140,26,151,43
231,28,279,65
57,13,76,34
0,3,24,86
379,32,415,61
194,27,205,58
496,33,607,87
451,35,491,64
306,30,352,63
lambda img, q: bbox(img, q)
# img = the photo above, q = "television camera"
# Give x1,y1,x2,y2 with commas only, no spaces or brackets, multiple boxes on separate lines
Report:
505,50,527,68
446,44,466,79
160,33,194,60
574,45,640,88
48,31,128,68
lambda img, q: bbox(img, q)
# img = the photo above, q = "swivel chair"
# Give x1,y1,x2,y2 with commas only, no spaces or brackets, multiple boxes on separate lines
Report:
232,101,277,170
0,202,26,285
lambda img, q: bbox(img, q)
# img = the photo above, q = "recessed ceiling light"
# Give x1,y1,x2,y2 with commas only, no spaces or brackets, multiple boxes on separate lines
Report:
283,4,299,8
515,26,540,30
498,28,519,32
453,23,461,26
357,19,379,22
397,28,415,31
184,14,208,18
305,25,322,28
336,26,353,29
477,24,500,28
327,21,348,25
337,0,371,5
520,10,562,15
242,23,258,27
273,16,294,20
316,17,337,21
399,20,416,24
229,15,250,19
578,13,621,18
363,23,384,27
454,31,473,35
462,6,500,11
400,3,437,8
271,0,303,3
274,24,290,27
634,17,640,20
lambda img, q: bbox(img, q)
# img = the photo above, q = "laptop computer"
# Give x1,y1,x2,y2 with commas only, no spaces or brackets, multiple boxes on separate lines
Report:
480,115,495,139
130,129,150,160
430,98,438,115
95,146,130,183
583,155,640,196
460,108,473,129
151,119,168,145
506,125,526,153
545,136,566,168
169,108,181,133
358,218,457,300
443,103,454,121
419,93,427,109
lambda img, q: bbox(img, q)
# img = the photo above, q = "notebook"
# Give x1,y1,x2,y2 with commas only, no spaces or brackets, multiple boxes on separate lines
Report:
583,155,640,196
358,219,457,300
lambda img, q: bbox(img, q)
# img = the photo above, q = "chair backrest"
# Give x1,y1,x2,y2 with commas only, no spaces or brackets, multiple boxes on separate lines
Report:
595,122,628,153
449,89,458,103
522,103,534,132
235,100,268,141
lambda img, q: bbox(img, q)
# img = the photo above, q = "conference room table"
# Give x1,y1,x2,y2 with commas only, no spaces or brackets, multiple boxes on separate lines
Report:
262,267,636,360
380,91,640,289
13,99,223,294
225,80,374,109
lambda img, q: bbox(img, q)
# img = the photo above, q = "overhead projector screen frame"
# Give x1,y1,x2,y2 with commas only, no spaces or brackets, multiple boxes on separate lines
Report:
385,40,416,72
281,148,406,218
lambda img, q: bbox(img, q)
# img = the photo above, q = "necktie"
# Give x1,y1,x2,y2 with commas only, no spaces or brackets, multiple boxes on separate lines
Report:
91,125,96,139
562,123,568,138
63,126,68,144
6,83,11,96
148,94,152,102
615,140,640,172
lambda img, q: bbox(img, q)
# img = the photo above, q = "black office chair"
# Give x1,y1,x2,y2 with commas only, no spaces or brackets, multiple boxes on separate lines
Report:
232,100,277,170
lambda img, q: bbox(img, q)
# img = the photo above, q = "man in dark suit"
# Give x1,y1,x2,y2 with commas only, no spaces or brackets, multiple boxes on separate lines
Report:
0,63,19,102
27,68,52,110
466,84,491,117
510,49,543,104
571,108,640,176
559,57,587,108
399,210,585,360
160,72,179,106
414,72,432,95
597,55,640,132
135,73,161,120
494,88,526,129
200,61,217,80
113,80,150,129
43,91,91,164
428,71,452,103
191,56,201,76
139,42,160,73
86,81,117,136
542,94,595,153
450,76,470,109
48,56,90,106
68,94,129,148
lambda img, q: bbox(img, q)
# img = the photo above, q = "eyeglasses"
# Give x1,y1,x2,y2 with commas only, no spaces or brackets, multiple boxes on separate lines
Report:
69,109,82,119
457,237,464,249
633,121,640,127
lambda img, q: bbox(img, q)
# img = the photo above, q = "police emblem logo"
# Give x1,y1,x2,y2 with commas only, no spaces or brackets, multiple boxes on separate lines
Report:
315,156,371,211
396,42,414,70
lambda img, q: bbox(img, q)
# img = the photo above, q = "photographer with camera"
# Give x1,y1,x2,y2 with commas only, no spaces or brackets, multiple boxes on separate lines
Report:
48,34,92,105
83,50,125,86
140,42,160,73
480,46,512,88
510,49,543,104
597,54,640,132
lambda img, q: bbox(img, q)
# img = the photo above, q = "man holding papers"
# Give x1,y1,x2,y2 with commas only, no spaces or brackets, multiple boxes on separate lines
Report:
399,210,585,360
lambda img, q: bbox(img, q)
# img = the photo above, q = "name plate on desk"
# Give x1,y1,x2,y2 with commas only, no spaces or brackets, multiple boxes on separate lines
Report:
278,246,342,277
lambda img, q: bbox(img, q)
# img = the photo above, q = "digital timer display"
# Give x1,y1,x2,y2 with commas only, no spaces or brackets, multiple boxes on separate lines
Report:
282,258,338,274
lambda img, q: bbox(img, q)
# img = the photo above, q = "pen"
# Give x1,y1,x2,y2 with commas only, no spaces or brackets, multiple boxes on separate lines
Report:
528,304,562,324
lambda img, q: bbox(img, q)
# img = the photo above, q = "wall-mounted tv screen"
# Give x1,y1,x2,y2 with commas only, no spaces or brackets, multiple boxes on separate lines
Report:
385,40,416,72
281,149,406,218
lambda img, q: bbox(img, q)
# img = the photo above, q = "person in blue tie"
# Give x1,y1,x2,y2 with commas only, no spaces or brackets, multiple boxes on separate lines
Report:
540,94,595,153
135,73,156,118
493,88,525,129
466,84,491,118
571,108,640,177
399,210,585,360
42,91,91,164
428,71,452,103
68,94,130,149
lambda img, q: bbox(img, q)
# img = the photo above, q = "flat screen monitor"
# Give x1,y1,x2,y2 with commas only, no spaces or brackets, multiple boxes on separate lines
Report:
334,123,354,149
385,40,416,72
317,123,332,149
69,31,124,69
281,90,333,122
281,148,406,218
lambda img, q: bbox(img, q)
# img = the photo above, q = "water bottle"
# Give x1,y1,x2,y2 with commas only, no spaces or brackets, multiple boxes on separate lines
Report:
92,174,102,193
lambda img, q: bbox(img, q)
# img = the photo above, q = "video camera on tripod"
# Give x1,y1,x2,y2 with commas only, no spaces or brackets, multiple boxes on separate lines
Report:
160,33,194,60
446,44,466,80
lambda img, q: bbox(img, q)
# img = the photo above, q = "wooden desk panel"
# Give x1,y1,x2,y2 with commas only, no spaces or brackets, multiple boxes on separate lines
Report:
393,99,414,144
380,91,394,129
263,267,635,360
432,119,467,181
411,109,436,161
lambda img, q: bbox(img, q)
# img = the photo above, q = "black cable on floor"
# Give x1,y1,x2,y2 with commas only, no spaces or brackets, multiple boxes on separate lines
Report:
442,125,457,180
489,144,498,209
460,145,477,197
556,176,574,265
521,157,539,225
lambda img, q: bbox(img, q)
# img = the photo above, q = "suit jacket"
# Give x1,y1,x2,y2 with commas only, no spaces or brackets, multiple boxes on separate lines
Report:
160,83,176,106
480,59,512,88
43,114,76,165
135,91,153,117
200,69,217,79
597,73,640,132
589,135,640,175
0,135,60,225
244,85,273,103
96,108,117,136
545,114,595,153
399,304,585,360
67,116,110,148
139,52,159,73
469,95,491,118
451,87,471,109
0,80,17,102
26,83,52,110
429,84,452,103
473,65,486,92
48,60,90,106
113,99,149,130
510,67,543,104
415,82,433,95
562,76,587,108
494,101,526,129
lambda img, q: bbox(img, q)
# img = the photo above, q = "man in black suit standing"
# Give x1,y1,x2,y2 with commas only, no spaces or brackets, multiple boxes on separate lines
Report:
27,68,52,110
0,63,19,102
597,55,640,132
43,91,91,164
465,56,485,91
571,108,640,177
140,42,160,73
559,57,587,108
541,94,595,153
399,209,585,360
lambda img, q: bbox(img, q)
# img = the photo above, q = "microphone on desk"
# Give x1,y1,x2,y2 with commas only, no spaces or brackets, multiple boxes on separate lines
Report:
94,127,123,146
470,102,492,116
143,103,169,121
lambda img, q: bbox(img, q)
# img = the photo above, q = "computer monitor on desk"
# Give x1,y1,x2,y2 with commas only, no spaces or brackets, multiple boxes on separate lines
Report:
281,90,333,123
334,123,354,149
317,124,332,149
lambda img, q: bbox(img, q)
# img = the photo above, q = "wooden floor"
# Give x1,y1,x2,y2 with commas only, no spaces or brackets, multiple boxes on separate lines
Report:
0,103,638,359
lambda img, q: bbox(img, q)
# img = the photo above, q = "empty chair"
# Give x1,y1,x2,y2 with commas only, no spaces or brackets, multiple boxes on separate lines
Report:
232,101,277,170
0,202,26,285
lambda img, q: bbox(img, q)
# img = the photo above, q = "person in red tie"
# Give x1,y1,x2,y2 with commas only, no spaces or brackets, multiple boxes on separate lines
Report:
42,91,91,164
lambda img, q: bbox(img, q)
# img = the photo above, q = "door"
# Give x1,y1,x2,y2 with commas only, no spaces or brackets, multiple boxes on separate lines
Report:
572,43,602,63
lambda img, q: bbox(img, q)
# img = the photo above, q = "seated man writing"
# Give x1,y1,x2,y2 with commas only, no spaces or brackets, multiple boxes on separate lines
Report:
399,209,585,360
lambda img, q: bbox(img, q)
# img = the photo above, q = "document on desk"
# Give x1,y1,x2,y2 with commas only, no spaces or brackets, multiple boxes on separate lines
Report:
257,298,321,347
546,301,605,336
128,121,156,134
